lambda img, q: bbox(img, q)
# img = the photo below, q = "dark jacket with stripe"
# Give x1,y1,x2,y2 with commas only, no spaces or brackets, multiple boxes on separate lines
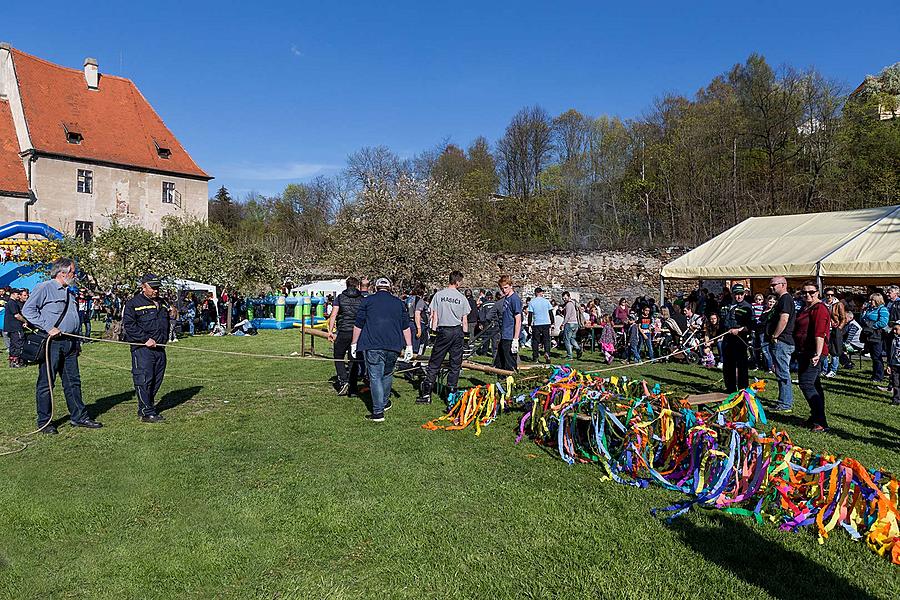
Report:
123,293,170,347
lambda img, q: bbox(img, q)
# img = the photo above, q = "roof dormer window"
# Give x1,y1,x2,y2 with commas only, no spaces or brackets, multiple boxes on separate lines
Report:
62,122,83,144
154,138,171,159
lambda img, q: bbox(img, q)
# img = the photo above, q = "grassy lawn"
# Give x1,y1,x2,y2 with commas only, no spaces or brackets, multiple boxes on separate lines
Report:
0,330,897,599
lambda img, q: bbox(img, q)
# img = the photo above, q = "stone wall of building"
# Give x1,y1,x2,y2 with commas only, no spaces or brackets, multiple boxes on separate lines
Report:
467,247,695,308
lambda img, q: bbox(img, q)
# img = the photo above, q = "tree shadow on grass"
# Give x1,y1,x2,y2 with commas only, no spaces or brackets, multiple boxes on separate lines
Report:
157,386,203,413
668,512,877,600
648,374,715,396
85,391,133,420
831,412,900,437
765,411,900,453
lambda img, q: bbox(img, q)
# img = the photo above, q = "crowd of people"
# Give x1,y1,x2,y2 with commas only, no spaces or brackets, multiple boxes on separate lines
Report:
3,258,899,429
320,275,900,426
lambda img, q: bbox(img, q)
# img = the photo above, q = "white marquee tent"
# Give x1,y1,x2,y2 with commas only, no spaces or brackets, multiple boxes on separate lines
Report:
661,205,900,288
291,279,346,297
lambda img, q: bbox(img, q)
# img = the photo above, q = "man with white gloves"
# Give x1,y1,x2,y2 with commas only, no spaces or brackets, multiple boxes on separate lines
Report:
351,277,413,422
493,274,522,372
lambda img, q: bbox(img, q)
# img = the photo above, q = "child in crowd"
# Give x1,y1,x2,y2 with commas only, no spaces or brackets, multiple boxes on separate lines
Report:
599,314,616,364
887,320,900,406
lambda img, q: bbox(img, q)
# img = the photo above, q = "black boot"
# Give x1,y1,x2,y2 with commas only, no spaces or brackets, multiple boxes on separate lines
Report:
416,381,433,404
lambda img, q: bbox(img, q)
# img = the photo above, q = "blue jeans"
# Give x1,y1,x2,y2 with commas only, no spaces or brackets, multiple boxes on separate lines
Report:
827,354,839,374
364,349,399,417
79,313,91,339
629,326,654,362
757,331,773,370
562,323,581,358
36,338,88,426
769,340,794,409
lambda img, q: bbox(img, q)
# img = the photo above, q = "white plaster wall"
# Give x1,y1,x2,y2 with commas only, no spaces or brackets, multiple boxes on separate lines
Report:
28,156,208,234
0,194,22,224
0,47,33,151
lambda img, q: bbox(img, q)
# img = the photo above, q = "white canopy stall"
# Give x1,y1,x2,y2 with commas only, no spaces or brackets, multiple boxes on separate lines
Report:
660,205,900,295
291,279,346,297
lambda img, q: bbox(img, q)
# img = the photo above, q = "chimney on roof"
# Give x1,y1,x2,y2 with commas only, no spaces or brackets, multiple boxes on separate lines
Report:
84,57,99,90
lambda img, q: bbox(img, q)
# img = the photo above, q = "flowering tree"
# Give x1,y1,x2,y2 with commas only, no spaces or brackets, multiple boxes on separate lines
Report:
330,177,486,289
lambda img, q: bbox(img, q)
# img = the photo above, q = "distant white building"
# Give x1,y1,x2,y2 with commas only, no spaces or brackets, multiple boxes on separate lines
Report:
0,44,212,240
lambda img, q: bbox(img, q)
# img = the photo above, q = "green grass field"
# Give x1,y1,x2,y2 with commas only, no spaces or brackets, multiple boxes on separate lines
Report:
0,330,897,599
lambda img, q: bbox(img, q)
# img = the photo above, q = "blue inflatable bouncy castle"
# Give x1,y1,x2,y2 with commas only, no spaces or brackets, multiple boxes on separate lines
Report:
247,293,327,330
0,221,63,289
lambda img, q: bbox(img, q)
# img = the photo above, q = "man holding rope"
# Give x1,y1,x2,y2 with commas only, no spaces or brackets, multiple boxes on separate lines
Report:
21,257,102,434
122,274,170,423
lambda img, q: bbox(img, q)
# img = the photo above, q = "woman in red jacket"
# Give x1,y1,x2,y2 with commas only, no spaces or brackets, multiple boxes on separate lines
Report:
793,281,831,431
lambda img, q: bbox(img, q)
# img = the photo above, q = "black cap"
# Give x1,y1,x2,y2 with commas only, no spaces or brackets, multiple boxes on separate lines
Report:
731,283,746,294
140,273,162,288
535,287,544,294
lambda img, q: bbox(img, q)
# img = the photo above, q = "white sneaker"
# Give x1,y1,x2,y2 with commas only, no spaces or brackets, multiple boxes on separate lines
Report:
716,362,723,369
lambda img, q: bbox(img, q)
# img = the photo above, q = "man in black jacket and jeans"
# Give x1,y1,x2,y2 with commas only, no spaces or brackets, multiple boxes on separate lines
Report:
328,277,364,396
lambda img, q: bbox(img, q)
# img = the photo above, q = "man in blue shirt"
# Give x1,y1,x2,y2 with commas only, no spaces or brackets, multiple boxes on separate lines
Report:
494,274,522,372
21,257,102,433
350,278,413,422
527,287,554,363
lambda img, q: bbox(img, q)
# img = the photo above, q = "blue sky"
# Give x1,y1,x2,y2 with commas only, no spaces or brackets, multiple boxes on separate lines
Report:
4,1,899,197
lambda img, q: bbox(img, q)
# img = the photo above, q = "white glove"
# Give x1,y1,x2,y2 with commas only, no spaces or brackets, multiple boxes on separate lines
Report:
350,343,358,356
403,345,414,362
511,339,519,354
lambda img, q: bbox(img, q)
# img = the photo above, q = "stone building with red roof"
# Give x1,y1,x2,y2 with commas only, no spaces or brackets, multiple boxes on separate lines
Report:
0,44,211,239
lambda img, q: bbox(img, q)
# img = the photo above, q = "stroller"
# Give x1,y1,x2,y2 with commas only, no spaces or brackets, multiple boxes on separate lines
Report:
674,324,704,364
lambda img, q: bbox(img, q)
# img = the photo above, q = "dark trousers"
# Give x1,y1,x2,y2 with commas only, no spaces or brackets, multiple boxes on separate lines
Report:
494,339,517,372
425,326,464,388
36,338,87,427
333,331,360,392
80,312,91,339
131,346,166,416
797,355,827,428
531,324,551,361
866,337,884,381
722,336,749,393
8,330,24,359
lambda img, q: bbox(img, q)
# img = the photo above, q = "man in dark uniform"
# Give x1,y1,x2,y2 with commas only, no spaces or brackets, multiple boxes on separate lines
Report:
327,276,364,396
720,283,754,393
123,274,170,423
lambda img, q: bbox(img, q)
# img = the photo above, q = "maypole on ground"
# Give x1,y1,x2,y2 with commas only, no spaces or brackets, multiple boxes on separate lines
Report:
422,366,900,566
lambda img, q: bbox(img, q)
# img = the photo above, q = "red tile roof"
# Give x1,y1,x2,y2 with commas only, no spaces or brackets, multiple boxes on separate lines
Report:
11,48,210,179
0,98,29,195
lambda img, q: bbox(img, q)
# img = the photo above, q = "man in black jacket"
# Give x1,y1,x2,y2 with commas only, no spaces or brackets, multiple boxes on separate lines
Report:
328,277,364,396
123,274,170,423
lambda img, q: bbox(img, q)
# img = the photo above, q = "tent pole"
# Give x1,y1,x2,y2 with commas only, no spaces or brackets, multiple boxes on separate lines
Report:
816,262,822,291
659,277,665,305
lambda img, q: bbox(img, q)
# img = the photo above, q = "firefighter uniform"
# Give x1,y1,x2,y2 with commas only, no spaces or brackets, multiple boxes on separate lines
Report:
123,274,170,421
720,283,754,393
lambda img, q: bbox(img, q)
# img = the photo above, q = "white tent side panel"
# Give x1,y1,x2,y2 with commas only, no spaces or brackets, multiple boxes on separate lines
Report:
661,205,900,280
819,206,900,277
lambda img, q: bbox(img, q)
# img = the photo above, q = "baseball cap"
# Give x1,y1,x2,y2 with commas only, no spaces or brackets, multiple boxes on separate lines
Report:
139,273,162,288
534,287,544,294
731,284,746,294
892,320,900,327
374,277,391,288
